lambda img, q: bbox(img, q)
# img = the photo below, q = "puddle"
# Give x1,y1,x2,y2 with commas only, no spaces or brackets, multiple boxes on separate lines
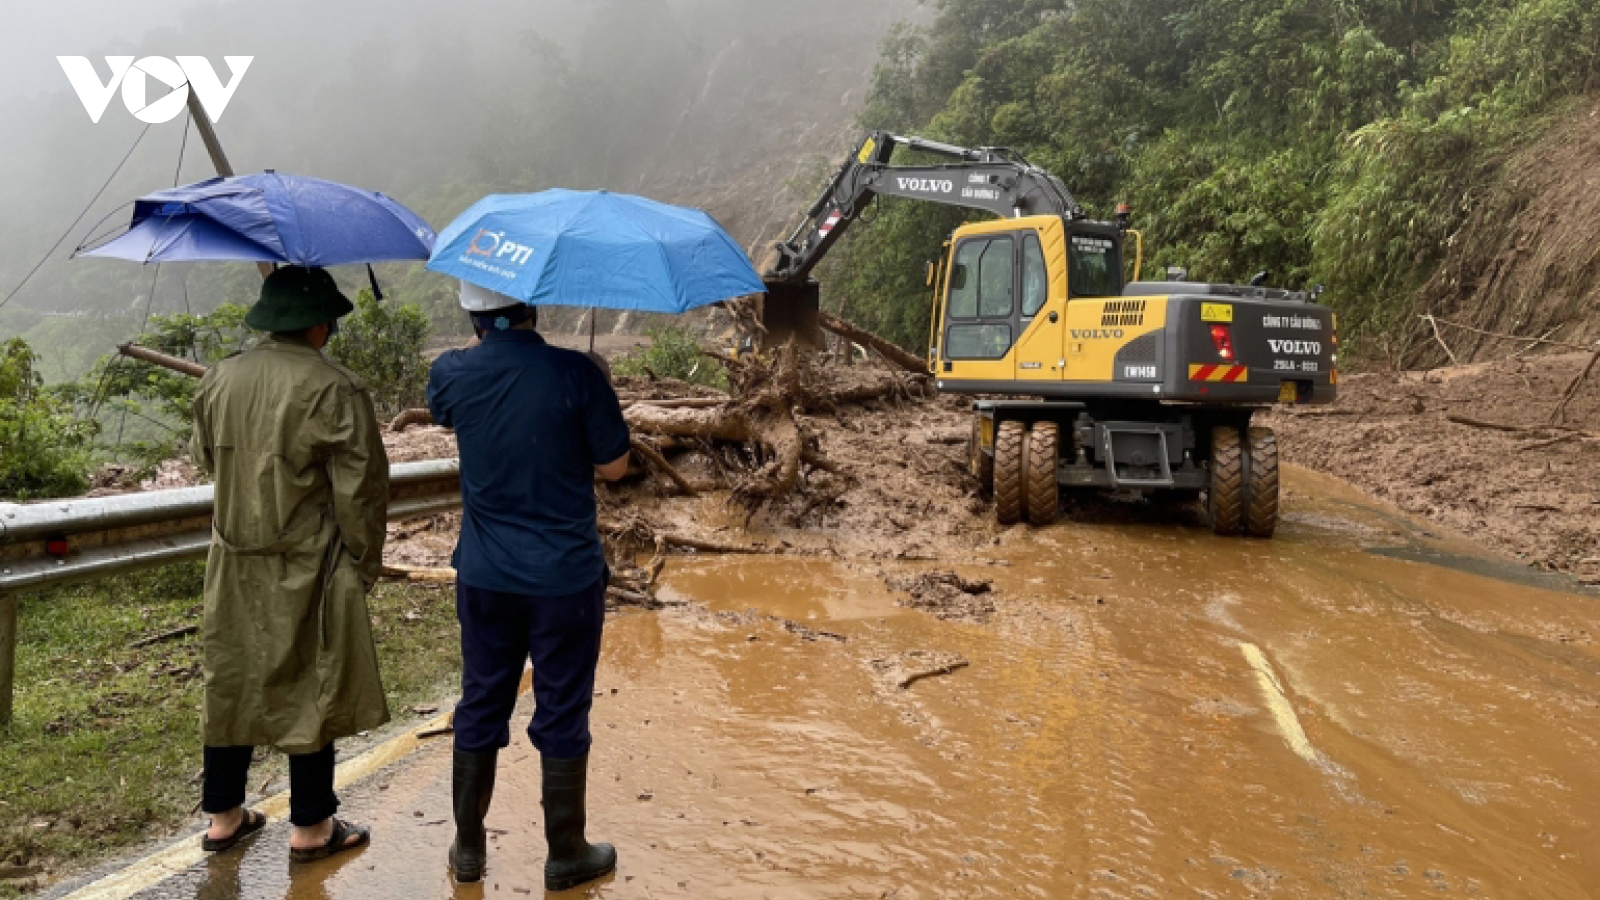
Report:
656,556,905,621
1367,543,1595,595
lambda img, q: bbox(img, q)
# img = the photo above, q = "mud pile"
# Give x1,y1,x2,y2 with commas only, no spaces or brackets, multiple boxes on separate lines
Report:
382,365,991,574
1263,350,1599,577
884,570,996,622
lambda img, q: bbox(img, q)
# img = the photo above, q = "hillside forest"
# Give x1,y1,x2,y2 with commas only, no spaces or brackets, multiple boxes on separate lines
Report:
821,0,1600,365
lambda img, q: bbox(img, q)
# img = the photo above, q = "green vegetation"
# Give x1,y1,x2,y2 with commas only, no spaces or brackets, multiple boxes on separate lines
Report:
0,565,460,895
825,0,1600,363
42,292,434,483
613,324,728,390
64,304,252,473
0,338,97,501
327,290,433,417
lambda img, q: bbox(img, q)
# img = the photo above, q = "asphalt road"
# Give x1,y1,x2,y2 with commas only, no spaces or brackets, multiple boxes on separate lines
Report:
111,468,1599,899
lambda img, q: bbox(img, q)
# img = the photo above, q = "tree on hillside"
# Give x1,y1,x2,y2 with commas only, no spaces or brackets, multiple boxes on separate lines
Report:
0,338,97,500
824,0,1600,362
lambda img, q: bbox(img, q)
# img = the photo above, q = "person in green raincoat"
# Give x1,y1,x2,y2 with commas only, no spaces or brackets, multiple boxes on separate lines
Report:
188,266,390,862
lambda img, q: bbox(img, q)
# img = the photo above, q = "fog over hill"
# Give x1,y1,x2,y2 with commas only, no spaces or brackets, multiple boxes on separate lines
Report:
0,0,920,377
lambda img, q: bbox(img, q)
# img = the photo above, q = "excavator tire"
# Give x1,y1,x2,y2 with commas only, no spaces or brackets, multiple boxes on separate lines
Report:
994,420,1027,526
1026,421,1061,527
969,416,994,494
1207,426,1245,536
1244,426,1280,538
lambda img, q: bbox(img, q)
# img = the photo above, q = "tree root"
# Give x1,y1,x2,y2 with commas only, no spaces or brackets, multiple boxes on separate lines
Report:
630,437,698,496
391,409,435,433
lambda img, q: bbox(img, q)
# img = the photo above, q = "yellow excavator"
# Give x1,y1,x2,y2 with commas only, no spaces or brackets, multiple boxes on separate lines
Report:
761,132,1338,536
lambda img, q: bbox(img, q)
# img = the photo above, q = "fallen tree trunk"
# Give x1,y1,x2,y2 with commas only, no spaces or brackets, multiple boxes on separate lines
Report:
622,397,728,410
624,403,756,442
819,312,928,375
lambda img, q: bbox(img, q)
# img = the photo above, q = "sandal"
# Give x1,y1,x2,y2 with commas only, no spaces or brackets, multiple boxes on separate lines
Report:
201,809,267,852
288,817,370,863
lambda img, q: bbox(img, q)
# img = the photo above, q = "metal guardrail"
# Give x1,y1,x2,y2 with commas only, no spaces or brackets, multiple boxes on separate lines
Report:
0,459,461,725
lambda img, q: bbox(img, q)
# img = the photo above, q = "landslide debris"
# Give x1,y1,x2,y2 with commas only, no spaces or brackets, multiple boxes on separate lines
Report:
1263,350,1600,579
885,570,996,622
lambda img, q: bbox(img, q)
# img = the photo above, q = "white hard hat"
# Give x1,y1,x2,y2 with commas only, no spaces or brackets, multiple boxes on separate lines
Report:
459,280,520,312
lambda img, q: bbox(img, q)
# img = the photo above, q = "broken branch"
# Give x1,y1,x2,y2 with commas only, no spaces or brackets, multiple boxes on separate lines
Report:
128,624,199,649
629,436,699,496
818,311,929,375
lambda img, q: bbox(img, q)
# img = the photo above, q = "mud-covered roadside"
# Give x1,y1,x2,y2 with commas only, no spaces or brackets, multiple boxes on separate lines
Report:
381,377,992,573
1263,350,1599,579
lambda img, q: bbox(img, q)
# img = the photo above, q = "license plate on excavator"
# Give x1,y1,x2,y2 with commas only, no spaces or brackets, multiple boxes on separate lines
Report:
1278,381,1297,404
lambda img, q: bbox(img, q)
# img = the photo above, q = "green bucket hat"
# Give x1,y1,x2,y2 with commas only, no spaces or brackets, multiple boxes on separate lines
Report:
245,267,354,332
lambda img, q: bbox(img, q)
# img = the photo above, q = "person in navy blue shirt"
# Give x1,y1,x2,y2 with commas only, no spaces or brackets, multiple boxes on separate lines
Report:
427,282,629,889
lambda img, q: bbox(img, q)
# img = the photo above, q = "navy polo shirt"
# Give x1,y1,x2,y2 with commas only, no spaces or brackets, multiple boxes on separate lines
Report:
427,330,630,596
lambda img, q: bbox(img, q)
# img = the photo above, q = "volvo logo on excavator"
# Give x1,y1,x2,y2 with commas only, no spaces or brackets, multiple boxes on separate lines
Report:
896,178,955,194
1070,328,1125,340
1268,339,1322,355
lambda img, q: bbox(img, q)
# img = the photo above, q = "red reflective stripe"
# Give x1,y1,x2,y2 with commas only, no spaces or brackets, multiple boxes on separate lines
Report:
1223,366,1247,382
1191,365,1217,381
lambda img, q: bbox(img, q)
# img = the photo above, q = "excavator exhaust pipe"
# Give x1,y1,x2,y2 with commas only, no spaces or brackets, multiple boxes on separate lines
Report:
759,280,826,350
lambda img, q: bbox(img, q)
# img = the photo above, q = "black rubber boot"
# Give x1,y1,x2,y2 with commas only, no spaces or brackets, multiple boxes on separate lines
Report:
541,754,617,891
449,749,498,883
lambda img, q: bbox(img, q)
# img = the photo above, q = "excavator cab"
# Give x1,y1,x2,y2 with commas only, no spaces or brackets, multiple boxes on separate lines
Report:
929,216,1130,387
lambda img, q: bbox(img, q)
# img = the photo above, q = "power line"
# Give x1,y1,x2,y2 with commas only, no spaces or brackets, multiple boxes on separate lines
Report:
0,122,153,315
173,107,191,187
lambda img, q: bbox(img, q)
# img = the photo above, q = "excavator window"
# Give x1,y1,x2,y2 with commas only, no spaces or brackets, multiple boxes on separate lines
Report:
945,236,1015,359
1069,235,1120,297
1022,234,1049,317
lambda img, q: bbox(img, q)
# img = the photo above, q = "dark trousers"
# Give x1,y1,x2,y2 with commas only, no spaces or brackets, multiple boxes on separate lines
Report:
453,574,606,759
202,743,338,827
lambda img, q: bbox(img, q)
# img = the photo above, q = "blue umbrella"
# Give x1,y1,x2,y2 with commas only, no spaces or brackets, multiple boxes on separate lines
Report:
426,190,762,314
76,171,435,266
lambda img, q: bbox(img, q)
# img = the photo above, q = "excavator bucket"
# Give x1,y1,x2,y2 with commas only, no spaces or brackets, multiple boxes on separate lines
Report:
759,280,826,350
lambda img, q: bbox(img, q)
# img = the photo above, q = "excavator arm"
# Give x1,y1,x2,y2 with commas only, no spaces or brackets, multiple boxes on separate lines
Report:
759,132,1080,346
767,131,1081,282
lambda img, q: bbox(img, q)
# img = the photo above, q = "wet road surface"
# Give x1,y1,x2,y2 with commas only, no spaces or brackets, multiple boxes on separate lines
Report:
126,467,1598,899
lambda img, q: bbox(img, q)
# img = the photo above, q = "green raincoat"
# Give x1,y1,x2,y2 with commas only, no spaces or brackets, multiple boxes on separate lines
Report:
190,334,391,753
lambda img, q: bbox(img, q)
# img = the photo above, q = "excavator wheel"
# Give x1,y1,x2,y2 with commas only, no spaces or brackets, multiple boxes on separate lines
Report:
993,420,1027,526
1026,421,1061,527
1244,426,1280,538
1207,426,1245,536
968,416,994,494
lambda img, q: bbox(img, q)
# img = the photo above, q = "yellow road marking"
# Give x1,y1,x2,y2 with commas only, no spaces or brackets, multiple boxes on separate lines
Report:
1239,642,1319,765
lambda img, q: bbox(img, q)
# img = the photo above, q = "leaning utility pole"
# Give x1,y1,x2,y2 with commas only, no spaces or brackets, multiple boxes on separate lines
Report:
185,92,274,281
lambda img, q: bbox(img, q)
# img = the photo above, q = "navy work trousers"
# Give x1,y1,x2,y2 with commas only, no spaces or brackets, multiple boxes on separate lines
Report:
453,574,607,759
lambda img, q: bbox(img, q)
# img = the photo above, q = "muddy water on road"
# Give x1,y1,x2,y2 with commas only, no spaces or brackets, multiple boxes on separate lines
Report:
137,467,1598,899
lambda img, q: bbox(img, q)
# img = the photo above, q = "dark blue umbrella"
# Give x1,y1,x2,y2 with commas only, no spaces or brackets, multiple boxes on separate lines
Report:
426,190,761,313
75,171,435,266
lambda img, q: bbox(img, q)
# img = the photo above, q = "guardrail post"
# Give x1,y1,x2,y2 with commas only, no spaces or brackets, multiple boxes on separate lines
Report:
0,593,15,726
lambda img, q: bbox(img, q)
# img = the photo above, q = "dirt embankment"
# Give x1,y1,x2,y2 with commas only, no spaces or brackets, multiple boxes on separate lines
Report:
1408,99,1600,366
1264,350,1599,578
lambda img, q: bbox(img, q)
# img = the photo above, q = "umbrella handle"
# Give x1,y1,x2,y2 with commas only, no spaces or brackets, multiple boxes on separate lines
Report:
367,264,384,301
